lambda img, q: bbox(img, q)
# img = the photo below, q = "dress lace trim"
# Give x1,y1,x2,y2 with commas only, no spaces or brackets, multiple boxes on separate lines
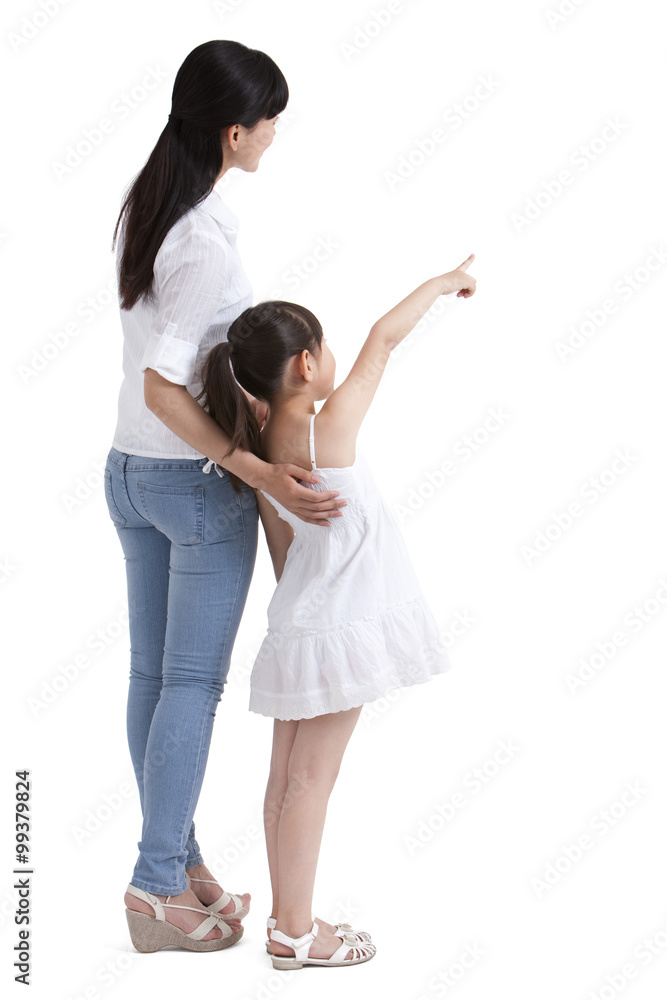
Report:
250,673,441,721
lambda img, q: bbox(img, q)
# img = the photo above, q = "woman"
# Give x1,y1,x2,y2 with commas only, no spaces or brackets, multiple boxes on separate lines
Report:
105,39,348,953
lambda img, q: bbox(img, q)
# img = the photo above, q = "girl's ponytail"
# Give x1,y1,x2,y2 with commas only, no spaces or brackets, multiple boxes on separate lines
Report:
197,340,261,496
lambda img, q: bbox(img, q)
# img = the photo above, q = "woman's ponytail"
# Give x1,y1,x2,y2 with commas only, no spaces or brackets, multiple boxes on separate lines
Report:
113,40,288,310
197,340,261,496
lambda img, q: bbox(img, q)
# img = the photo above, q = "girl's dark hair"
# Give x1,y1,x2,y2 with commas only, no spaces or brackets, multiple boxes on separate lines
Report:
196,302,324,494
112,40,288,310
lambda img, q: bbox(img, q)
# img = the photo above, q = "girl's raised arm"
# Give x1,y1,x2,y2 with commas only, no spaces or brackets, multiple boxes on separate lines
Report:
319,254,476,437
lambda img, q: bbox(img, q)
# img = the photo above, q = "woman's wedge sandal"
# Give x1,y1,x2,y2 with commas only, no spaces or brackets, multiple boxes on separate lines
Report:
269,919,376,970
125,883,243,953
184,871,250,922
265,915,371,952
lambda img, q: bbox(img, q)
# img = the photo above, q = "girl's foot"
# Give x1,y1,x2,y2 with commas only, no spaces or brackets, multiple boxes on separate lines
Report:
185,862,251,918
269,921,358,962
124,886,241,941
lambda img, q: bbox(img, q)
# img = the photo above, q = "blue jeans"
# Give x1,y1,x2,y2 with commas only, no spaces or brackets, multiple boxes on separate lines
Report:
104,446,258,895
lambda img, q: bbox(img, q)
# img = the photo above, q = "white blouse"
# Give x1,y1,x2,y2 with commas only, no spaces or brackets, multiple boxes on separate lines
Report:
111,186,253,459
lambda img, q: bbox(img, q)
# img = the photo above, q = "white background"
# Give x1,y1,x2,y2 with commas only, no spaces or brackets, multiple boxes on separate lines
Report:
3,0,667,998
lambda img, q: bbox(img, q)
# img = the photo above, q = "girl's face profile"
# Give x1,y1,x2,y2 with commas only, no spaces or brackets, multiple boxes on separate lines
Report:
318,338,336,395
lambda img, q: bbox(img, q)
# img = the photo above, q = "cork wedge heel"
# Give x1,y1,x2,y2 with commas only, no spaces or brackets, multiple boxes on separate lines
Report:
125,883,243,953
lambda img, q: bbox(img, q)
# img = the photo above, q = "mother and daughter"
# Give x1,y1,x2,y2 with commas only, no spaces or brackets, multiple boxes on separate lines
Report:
106,39,475,970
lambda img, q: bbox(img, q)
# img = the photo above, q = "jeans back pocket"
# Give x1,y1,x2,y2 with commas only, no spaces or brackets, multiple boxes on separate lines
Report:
137,481,204,545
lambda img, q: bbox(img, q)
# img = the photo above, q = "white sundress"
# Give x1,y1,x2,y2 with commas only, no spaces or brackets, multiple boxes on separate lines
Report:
249,413,452,720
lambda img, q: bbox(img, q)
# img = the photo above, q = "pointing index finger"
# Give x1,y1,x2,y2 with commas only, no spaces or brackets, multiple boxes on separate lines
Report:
456,253,475,272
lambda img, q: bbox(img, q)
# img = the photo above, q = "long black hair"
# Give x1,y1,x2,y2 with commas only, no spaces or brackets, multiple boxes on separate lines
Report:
112,40,288,310
196,302,324,495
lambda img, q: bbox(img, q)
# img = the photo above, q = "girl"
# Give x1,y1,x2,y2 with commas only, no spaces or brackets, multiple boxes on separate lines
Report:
198,254,476,968
109,40,348,956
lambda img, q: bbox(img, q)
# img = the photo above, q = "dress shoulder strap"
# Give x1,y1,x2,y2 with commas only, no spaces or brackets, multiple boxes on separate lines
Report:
309,413,317,470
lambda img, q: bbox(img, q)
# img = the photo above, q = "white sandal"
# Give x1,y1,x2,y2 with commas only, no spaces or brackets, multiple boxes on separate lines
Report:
269,919,376,969
184,871,250,921
265,915,371,952
125,883,243,953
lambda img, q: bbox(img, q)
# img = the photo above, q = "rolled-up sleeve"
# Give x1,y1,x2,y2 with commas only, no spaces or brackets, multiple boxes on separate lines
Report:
140,231,230,386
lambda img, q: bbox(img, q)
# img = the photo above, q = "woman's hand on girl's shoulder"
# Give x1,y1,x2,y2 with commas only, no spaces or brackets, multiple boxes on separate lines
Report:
261,464,348,527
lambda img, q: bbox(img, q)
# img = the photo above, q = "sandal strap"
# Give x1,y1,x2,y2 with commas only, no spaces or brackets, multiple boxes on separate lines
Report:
186,912,226,941
266,914,369,944
330,939,374,962
126,884,167,921
270,920,318,959
125,883,226,937
335,926,370,943
337,924,372,942
162,901,221,915
186,872,243,915
208,890,236,914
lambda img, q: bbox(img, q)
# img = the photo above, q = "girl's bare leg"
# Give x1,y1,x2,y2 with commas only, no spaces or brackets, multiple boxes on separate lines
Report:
264,718,299,918
264,717,354,937
265,706,363,960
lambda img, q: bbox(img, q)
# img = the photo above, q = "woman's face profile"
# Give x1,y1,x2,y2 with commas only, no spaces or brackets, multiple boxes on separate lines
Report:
222,115,280,172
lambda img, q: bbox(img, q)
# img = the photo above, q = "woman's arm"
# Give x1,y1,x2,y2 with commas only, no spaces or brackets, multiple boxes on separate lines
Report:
138,226,345,524
144,368,266,485
144,368,346,525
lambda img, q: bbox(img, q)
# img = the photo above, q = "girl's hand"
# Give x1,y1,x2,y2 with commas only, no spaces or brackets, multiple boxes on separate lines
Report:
440,253,476,298
259,464,348,527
